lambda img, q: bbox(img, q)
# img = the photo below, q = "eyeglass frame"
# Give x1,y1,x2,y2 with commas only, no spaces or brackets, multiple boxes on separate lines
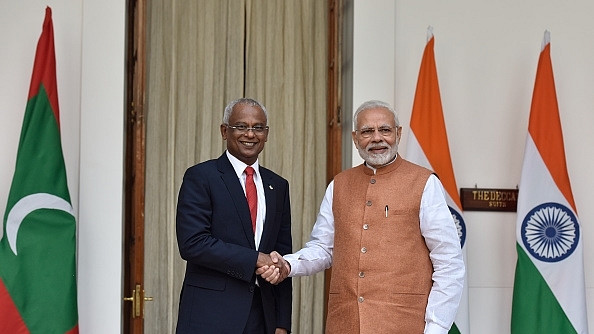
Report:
225,124,270,135
354,125,398,138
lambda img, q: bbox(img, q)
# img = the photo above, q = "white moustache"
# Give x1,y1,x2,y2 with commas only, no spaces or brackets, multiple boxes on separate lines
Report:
366,143,390,151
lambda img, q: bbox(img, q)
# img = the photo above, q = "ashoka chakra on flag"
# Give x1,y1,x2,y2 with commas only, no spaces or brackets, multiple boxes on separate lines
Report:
449,206,466,248
521,202,579,263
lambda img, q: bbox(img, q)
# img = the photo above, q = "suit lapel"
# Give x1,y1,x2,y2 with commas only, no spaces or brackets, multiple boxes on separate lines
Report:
217,154,256,249
260,168,277,250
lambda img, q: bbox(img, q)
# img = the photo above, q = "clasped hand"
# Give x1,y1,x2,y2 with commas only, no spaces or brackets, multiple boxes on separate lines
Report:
256,251,290,285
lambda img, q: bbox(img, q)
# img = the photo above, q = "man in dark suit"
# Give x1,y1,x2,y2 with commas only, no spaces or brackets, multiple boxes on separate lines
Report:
175,98,292,334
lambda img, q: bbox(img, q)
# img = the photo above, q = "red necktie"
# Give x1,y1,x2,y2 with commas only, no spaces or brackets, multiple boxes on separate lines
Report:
244,166,257,233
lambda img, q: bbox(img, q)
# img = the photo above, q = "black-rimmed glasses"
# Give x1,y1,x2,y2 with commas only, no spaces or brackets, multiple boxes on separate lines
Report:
226,124,269,135
355,126,396,138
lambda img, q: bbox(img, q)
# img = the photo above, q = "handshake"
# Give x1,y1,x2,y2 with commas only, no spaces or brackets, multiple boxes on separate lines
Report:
256,251,291,285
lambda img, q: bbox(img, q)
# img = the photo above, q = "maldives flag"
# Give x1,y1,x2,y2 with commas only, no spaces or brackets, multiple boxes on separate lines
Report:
405,27,469,334
0,7,79,333
511,31,588,334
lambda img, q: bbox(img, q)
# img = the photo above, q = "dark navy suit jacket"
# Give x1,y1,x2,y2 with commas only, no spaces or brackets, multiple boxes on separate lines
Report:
175,153,292,333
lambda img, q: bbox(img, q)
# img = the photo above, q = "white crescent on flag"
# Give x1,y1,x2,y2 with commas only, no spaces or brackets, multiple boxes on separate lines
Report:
4,193,74,255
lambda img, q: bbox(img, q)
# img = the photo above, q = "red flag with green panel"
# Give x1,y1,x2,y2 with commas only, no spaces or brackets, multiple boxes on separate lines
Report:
0,7,79,333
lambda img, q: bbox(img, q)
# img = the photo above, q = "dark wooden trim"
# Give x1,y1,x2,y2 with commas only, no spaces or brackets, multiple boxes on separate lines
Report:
326,0,343,185
124,0,147,332
325,0,342,327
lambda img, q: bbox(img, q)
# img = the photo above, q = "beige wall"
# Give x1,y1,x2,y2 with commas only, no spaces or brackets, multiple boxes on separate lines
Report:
350,1,594,333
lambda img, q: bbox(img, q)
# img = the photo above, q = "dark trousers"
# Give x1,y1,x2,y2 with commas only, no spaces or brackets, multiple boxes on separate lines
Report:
243,286,267,334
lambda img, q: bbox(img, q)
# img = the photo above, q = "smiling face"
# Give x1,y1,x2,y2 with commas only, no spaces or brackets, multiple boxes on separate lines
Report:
352,107,402,168
220,102,268,165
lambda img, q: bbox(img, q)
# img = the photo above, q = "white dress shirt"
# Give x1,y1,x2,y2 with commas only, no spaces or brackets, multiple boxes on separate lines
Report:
284,171,464,334
226,151,266,250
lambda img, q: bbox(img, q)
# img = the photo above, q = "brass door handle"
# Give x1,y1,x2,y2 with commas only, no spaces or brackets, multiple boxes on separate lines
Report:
124,284,153,318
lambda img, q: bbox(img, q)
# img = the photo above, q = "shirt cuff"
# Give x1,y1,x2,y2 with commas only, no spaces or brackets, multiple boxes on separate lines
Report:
424,322,450,334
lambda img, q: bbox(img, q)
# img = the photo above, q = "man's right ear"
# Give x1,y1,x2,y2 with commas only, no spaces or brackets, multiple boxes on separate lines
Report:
351,132,359,148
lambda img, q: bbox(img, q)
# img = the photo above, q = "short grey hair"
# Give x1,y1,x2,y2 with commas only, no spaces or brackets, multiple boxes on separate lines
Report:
353,100,399,129
222,98,268,125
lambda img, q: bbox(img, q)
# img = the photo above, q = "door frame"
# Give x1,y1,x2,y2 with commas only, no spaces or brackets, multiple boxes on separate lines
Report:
123,0,147,332
324,0,343,323
122,1,342,332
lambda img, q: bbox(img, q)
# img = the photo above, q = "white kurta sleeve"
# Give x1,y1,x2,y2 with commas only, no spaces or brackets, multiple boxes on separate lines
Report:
285,181,335,277
420,175,465,334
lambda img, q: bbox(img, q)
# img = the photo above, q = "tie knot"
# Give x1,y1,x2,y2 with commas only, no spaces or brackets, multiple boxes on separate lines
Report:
245,166,255,176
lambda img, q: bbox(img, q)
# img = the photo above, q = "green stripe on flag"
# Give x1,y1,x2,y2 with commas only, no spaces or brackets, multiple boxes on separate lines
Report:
511,243,576,334
449,322,461,334
5,87,70,211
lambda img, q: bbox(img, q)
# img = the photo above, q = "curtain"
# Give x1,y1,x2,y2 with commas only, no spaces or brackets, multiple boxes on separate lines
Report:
144,1,328,333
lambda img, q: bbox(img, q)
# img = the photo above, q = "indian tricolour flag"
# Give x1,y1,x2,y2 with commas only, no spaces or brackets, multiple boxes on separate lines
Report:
0,7,79,333
511,31,588,334
405,27,469,334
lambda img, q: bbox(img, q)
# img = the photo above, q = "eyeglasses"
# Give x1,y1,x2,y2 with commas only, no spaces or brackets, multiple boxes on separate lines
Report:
355,126,396,138
226,124,269,135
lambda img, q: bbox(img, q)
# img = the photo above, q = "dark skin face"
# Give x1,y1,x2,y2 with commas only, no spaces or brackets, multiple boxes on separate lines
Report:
220,103,268,165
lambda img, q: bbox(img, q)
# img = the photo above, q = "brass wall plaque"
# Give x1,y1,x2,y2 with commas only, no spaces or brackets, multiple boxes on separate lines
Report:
460,188,518,212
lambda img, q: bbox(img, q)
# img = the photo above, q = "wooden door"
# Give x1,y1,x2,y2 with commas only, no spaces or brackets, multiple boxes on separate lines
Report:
122,1,343,333
123,0,151,333
325,0,343,322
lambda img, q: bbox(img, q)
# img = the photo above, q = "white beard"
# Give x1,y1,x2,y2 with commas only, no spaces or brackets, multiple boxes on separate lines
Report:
357,141,399,167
